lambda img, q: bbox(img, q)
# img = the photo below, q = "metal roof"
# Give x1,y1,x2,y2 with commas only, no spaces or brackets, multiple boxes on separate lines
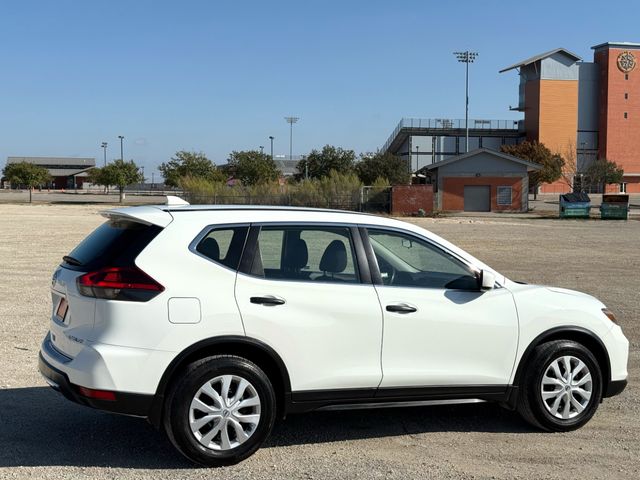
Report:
7,156,95,167
422,148,543,172
499,48,582,73
47,168,93,177
592,41,640,50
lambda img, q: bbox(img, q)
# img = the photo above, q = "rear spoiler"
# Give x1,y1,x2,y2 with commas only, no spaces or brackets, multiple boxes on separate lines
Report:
101,196,189,227
101,206,174,227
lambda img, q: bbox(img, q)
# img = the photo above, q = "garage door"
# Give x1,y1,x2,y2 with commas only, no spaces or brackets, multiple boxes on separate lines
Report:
463,186,490,212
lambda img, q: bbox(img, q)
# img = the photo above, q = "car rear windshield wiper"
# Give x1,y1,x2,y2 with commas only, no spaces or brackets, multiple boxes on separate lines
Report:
62,255,83,266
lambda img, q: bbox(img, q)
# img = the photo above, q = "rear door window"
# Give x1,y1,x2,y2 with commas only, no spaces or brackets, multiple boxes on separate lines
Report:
248,225,360,283
63,219,163,270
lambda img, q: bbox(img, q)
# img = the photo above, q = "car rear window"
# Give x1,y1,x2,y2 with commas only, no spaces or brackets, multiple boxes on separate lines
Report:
62,218,163,270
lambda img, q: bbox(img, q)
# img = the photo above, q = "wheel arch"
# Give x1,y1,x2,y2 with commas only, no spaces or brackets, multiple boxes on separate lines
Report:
148,336,292,428
512,326,611,397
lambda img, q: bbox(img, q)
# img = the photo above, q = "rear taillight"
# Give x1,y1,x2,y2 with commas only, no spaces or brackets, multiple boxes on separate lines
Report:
77,266,164,302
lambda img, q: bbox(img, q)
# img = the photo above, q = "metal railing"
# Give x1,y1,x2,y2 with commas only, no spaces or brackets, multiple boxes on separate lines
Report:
382,118,521,152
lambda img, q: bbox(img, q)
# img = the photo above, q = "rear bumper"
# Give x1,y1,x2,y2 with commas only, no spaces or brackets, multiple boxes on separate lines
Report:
38,351,154,417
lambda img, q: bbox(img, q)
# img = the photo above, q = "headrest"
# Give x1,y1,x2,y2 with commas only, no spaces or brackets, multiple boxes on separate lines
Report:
283,238,308,270
198,237,220,261
319,240,348,273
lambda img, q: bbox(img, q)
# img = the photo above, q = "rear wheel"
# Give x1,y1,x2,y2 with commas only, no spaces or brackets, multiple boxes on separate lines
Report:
517,340,602,431
163,355,276,466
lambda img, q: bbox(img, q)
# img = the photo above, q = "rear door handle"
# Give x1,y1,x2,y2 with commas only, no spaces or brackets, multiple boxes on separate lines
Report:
250,295,286,306
386,303,417,314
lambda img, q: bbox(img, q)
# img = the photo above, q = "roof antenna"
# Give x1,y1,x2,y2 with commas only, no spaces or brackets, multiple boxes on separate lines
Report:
165,195,190,206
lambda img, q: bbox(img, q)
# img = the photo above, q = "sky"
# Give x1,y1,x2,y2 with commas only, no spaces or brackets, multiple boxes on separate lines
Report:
1,0,640,179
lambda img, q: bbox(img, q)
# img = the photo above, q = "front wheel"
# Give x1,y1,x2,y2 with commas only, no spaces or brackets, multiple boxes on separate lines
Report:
163,355,276,466
517,340,602,432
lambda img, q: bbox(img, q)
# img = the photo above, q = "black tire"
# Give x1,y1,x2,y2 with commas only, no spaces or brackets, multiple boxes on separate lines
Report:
163,355,276,466
517,340,602,432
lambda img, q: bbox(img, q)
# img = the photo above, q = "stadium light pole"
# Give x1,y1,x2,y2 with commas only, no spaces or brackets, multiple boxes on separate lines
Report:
454,51,478,153
101,142,108,166
284,116,299,161
118,135,125,161
269,136,274,160
259,145,264,154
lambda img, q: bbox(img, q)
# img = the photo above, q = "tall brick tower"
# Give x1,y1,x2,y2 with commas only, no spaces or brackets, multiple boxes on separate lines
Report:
500,48,582,193
593,42,640,192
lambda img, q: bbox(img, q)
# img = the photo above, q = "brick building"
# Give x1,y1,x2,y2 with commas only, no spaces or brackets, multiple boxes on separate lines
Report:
501,42,640,193
421,149,541,212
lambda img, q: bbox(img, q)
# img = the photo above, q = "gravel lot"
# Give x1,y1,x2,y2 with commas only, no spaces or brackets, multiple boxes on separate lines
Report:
0,204,638,479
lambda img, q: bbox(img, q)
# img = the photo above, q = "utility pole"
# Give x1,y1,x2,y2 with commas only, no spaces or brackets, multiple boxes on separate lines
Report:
415,145,420,182
454,51,478,153
259,145,264,154
101,142,108,166
118,135,125,161
269,136,274,160
284,116,299,161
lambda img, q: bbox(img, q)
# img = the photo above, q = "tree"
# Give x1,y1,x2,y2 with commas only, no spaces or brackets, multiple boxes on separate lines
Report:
559,142,579,191
88,167,111,193
159,151,224,188
91,159,144,203
501,141,564,198
585,159,624,191
356,151,411,185
296,145,355,180
226,150,281,186
2,161,51,203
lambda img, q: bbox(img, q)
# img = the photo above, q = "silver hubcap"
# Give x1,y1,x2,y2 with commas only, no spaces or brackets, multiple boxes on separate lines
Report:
540,355,592,420
189,375,261,451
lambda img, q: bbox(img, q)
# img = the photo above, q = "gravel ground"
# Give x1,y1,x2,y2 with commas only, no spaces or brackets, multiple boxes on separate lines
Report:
0,204,638,480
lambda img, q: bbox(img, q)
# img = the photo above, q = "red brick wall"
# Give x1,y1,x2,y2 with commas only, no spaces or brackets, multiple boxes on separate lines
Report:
595,46,640,175
539,179,572,194
391,185,434,216
605,177,640,193
442,177,523,212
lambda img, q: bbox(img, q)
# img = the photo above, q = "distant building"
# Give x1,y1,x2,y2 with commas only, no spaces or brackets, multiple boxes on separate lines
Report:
500,42,640,193
384,41,640,195
382,118,522,174
273,155,300,177
420,148,541,212
3,156,95,189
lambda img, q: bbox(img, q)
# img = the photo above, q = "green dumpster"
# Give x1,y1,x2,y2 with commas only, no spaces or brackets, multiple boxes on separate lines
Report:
600,194,629,220
559,193,591,218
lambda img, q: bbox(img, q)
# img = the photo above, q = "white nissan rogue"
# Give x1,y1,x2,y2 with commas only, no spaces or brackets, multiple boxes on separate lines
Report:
39,199,629,466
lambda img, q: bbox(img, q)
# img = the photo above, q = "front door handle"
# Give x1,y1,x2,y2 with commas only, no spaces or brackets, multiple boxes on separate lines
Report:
250,295,286,306
386,303,417,314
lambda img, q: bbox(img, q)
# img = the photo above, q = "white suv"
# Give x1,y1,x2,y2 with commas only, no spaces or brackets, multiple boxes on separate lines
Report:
39,199,629,466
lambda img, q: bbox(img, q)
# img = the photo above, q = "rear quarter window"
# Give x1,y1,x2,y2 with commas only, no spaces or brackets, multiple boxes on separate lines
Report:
194,226,249,270
63,219,163,270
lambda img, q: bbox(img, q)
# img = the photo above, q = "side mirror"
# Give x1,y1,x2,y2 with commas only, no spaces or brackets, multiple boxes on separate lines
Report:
479,270,496,290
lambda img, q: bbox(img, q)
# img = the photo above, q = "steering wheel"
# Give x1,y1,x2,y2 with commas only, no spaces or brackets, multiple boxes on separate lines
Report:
379,260,396,285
